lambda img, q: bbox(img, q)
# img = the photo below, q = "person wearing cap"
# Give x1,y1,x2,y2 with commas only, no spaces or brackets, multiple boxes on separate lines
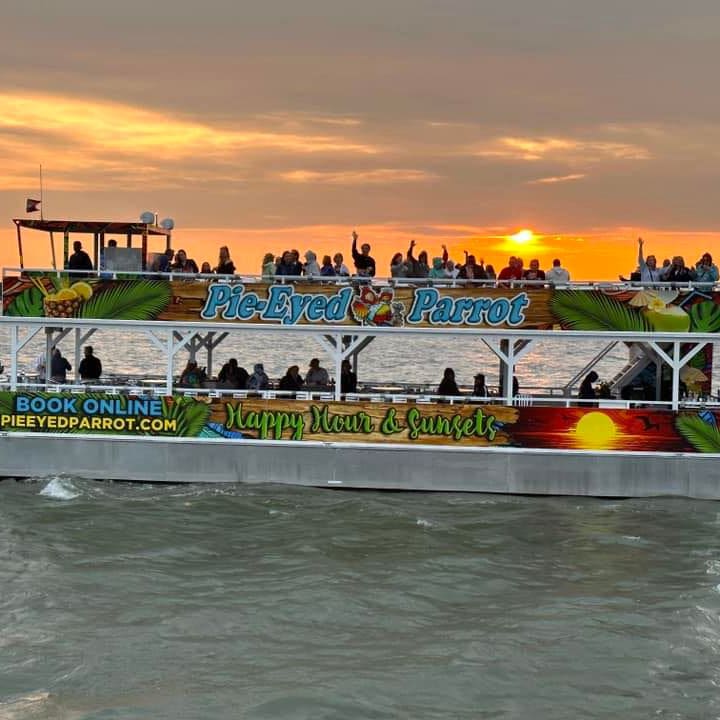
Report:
473,373,489,398
79,345,102,381
306,358,330,388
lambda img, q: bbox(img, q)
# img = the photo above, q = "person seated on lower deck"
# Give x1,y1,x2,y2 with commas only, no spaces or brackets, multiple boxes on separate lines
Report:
437,367,462,397
179,361,205,387
498,374,519,398
279,365,304,393
473,373,489,398
217,358,248,389
247,363,270,391
340,359,357,394
306,358,330,388
578,371,599,406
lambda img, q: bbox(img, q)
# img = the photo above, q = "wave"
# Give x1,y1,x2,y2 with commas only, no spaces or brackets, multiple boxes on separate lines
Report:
39,476,80,500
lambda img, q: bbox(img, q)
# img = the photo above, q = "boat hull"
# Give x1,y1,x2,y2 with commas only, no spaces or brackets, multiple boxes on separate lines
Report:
2,433,719,498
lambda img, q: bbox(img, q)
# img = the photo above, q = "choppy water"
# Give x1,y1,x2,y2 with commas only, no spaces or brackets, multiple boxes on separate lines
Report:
2,478,720,719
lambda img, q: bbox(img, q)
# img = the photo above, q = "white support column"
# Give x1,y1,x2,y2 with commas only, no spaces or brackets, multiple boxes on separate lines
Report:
334,333,344,400
166,329,174,395
672,341,680,411
504,340,515,404
648,340,708,410
10,323,18,391
74,328,81,383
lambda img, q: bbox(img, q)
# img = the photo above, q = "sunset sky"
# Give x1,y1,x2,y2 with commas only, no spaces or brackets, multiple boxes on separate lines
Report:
2,0,720,278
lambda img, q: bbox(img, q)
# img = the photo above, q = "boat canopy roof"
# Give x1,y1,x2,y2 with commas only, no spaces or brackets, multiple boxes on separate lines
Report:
13,219,171,237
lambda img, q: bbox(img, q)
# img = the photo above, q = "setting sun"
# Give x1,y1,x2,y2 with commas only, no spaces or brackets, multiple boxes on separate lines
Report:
509,229,535,245
574,412,618,450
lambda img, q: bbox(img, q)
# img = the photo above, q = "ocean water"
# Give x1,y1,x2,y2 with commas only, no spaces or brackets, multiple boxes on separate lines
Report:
2,480,720,719
1,329,720,717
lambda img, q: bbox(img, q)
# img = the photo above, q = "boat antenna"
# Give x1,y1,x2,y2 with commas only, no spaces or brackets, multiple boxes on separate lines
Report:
39,164,44,220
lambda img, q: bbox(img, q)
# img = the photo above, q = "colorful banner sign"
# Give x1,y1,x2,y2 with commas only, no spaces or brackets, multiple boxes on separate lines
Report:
1,391,719,454
6,274,720,332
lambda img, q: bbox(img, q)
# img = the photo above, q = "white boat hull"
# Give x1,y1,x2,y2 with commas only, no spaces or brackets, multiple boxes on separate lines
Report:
2,433,719,499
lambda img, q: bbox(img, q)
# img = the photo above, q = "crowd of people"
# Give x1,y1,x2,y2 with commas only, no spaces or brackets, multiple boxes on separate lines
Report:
621,237,719,286
34,345,102,383
257,231,572,284
66,232,719,288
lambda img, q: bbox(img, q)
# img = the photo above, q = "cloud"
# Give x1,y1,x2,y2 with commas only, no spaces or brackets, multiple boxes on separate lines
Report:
529,173,587,185
277,168,437,185
0,91,381,191
472,135,651,162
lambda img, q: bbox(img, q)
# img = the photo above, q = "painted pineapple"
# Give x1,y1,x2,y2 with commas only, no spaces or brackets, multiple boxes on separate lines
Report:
43,281,93,318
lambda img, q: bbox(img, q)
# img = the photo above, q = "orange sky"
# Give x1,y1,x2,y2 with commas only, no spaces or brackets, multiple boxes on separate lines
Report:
2,3,719,279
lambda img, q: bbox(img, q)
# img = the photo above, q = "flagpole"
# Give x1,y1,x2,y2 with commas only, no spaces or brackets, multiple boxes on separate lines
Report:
39,164,44,220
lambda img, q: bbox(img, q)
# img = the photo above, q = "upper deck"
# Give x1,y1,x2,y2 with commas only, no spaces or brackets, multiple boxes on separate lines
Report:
2,267,720,336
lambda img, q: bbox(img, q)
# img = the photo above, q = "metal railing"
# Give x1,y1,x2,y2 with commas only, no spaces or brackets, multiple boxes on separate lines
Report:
4,267,720,292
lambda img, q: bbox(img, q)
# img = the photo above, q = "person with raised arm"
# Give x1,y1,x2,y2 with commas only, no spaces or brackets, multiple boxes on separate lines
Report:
458,251,487,281
406,240,429,278
637,237,662,284
351,231,376,277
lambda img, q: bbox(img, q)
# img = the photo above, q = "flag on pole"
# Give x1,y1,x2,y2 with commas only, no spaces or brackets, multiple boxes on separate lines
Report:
26,198,41,213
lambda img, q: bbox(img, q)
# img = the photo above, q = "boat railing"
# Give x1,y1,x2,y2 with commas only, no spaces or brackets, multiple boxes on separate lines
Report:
4,267,719,292
3,376,718,411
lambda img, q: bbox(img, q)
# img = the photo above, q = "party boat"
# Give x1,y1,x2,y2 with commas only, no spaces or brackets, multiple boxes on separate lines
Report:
2,217,720,498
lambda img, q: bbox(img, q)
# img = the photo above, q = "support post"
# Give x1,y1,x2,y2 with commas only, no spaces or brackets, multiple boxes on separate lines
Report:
10,324,18,391
334,333,343,400
15,222,23,270
166,329,174,395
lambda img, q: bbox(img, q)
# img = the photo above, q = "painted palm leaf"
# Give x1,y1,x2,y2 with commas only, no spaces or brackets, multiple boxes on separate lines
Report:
675,414,720,453
161,396,210,437
689,301,720,333
0,391,15,415
550,291,652,332
78,280,171,320
6,286,45,317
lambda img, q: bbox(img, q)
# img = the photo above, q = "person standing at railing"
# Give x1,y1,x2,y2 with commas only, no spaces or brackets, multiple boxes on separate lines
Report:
275,250,302,277
660,256,693,283
214,245,235,275
437,367,462,397
171,249,199,274
67,241,93,277
498,257,523,282
406,240,429,278
320,255,336,277
693,253,719,288
50,347,71,383
351,231,376,277
78,345,102,382
390,252,409,278
523,259,545,282
545,258,570,285
333,253,350,277
303,250,321,277
458,252,487,280
261,253,276,280
637,237,662,284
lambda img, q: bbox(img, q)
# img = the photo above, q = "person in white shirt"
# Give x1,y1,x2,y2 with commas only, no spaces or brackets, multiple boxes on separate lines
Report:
35,351,47,382
306,358,330,387
637,237,662,284
545,258,570,285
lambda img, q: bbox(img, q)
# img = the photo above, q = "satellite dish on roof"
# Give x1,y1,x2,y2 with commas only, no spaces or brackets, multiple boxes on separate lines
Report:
140,211,155,224
160,217,175,230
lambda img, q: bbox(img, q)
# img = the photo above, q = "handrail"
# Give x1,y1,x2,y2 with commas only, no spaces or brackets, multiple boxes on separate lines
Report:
3,267,719,292
2,377,716,409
